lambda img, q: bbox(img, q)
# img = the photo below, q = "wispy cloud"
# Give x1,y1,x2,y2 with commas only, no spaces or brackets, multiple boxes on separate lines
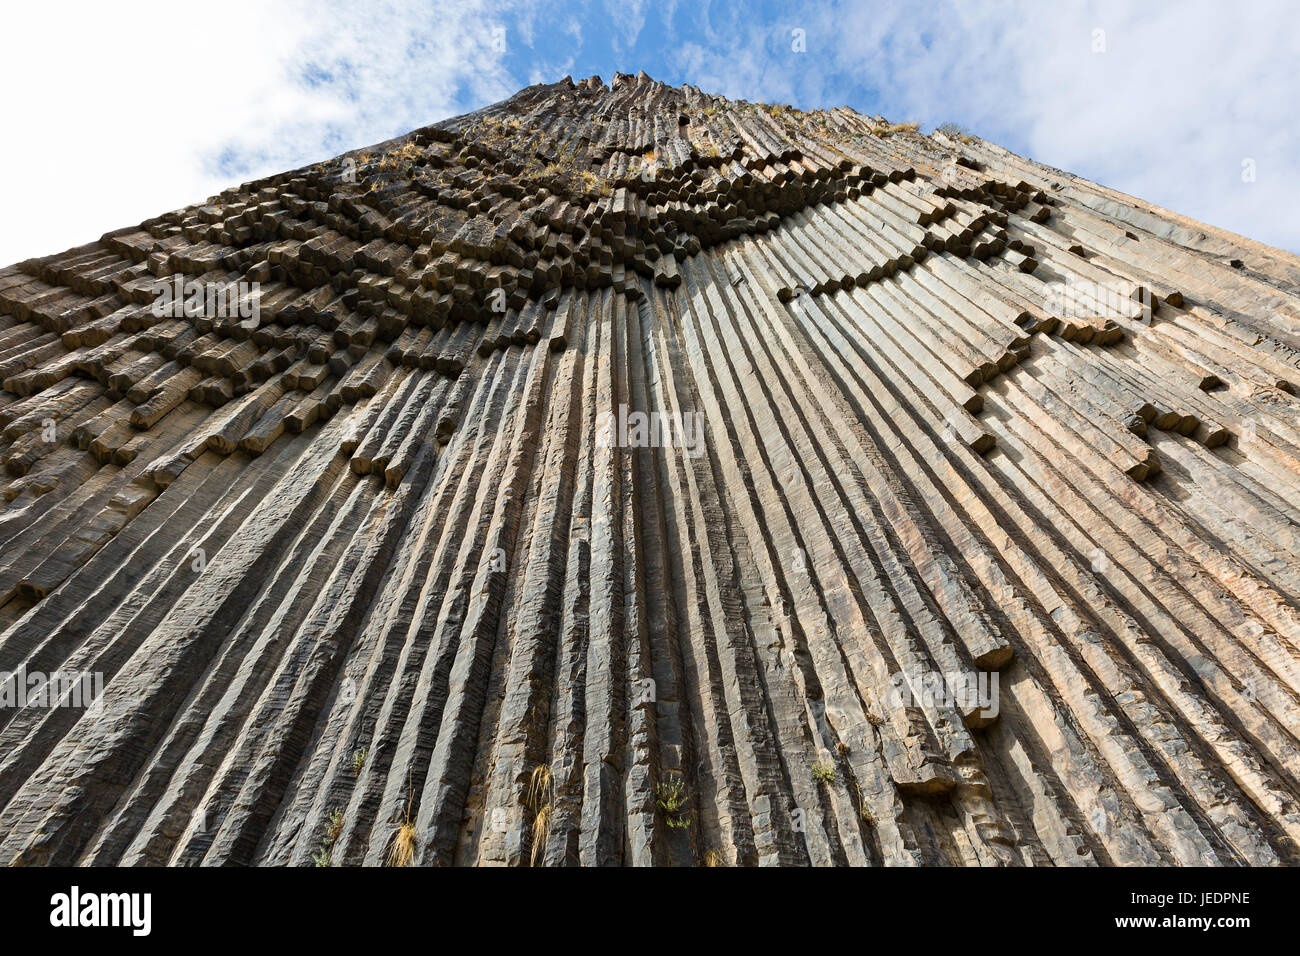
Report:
603,0,648,52
0,0,518,264
3,0,1297,264
665,0,1300,252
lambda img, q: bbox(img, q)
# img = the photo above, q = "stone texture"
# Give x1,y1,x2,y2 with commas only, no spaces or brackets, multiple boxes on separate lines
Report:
0,72,1299,866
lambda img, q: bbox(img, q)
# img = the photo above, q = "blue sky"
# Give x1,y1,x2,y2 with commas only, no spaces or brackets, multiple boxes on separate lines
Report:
4,0,1299,263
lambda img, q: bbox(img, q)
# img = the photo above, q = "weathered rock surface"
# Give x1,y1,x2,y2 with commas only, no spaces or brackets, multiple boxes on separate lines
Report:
1,72,1299,866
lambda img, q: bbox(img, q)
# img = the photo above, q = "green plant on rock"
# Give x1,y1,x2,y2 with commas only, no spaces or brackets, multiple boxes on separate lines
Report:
657,774,690,829
352,746,369,776
325,807,344,844
811,761,837,785
313,807,345,867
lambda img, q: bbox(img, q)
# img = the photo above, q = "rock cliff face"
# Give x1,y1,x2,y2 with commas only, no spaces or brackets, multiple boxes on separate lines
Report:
1,71,1299,866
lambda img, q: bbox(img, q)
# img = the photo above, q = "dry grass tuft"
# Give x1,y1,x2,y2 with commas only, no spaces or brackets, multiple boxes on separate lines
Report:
388,821,417,868
386,773,418,867
525,765,553,812
525,765,554,867
876,121,920,137
529,803,552,867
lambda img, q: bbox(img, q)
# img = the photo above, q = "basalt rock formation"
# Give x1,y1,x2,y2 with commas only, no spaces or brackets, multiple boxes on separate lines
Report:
1,71,1299,867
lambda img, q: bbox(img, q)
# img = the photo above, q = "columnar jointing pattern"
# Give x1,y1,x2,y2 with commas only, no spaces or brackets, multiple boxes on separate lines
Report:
1,71,1299,867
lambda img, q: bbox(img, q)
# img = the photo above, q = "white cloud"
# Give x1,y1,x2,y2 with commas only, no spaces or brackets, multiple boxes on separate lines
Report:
4,0,1297,265
603,0,647,52
564,16,584,46
669,1,1300,253
529,57,578,86
0,0,517,265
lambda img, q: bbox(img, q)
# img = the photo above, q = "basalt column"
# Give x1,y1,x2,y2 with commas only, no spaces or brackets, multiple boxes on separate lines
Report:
1,72,1299,867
